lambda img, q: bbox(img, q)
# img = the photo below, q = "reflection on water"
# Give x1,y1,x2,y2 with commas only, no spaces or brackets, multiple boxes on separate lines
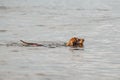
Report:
0,0,120,80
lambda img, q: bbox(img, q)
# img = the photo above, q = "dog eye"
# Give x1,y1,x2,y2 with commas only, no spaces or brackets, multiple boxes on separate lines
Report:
78,39,80,41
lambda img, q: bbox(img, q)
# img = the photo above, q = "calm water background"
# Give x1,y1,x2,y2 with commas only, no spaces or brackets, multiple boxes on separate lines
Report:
0,0,120,80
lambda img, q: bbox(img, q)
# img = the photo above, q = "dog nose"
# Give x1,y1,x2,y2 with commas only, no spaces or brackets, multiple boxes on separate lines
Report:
79,40,83,43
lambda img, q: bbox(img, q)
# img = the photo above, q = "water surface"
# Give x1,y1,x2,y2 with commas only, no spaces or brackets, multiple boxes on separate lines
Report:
0,0,120,80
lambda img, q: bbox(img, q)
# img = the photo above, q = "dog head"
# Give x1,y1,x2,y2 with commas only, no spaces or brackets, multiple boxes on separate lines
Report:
77,38,84,47
66,37,84,47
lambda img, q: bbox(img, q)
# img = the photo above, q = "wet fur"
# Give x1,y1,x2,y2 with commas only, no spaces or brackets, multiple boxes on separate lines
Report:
20,37,84,47
66,37,84,47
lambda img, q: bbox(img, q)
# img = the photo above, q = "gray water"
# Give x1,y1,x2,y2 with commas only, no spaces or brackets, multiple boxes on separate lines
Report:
0,0,120,80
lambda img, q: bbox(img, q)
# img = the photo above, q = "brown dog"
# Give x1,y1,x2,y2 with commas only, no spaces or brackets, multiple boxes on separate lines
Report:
66,37,84,47
20,37,84,47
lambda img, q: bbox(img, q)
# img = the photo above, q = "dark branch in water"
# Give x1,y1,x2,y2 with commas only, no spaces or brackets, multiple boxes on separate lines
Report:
20,40,43,46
